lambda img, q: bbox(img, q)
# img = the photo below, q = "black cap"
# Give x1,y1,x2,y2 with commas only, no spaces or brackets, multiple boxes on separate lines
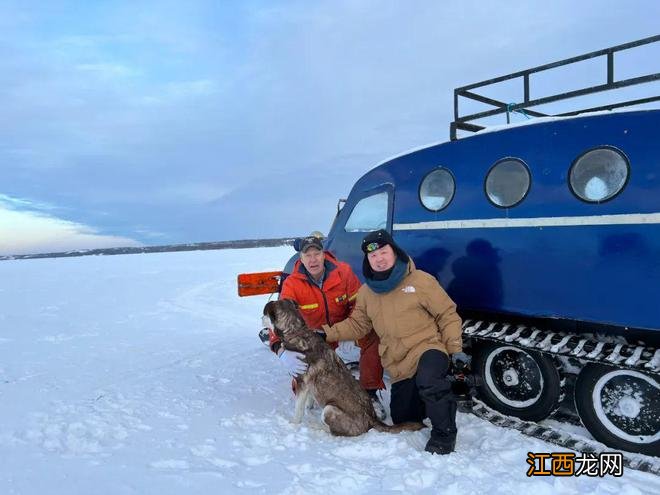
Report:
361,229,395,254
299,235,324,253
361,229,409,278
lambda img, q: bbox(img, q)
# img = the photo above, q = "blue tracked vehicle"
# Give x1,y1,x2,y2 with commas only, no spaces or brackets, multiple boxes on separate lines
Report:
259,37,660,458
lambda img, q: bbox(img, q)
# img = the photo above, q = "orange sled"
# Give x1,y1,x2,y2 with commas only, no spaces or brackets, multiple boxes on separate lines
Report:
237,271,283,297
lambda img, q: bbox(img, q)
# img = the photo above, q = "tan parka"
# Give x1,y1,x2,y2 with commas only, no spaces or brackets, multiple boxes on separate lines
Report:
323,259,462,383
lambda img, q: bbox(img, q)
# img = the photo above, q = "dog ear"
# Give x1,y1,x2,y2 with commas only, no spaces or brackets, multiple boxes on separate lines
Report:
263,300,277,319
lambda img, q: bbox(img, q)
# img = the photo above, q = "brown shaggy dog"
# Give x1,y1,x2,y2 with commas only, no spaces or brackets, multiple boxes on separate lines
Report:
264,299,425,436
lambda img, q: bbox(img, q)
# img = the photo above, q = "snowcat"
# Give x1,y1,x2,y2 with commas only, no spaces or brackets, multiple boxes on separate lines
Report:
239,35,660,462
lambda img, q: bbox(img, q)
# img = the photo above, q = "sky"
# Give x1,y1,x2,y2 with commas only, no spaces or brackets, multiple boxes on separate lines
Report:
1,0,659,255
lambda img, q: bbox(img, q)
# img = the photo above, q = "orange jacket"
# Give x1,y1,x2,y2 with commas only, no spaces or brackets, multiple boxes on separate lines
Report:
269,252,361,352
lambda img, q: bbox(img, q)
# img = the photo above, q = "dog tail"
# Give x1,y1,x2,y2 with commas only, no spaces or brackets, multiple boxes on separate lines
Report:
372,421,426,433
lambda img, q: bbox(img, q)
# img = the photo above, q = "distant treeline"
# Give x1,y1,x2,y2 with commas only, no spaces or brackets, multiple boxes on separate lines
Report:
0,238,296,261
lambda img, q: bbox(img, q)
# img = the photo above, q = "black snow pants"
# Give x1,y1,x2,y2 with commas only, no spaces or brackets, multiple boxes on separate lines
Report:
390,349,457,438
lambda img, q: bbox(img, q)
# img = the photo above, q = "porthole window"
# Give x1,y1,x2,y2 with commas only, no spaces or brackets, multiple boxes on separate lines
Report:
485,158,531,208
569,147,629,203
419,168,455,212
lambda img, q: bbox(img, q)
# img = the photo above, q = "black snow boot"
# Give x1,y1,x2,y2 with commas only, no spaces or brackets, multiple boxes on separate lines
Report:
416,350,458,455
424,432,456,455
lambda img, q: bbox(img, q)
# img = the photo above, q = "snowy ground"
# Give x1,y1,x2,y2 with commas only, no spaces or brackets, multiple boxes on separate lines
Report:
0,247,658,494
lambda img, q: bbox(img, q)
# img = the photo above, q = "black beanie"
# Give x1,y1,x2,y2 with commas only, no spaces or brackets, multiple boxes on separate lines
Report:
361,229,409,279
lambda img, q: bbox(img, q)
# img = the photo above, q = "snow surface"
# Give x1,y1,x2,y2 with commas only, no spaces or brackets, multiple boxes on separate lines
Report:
0,247,658,494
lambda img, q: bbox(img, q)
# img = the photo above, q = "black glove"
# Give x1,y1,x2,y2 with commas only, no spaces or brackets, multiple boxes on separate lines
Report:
451,351,471,372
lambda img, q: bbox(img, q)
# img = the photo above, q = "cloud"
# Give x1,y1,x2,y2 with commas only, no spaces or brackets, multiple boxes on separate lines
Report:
0,193,59,212
76,62,141,80
0,0,659,252
0,195,141,255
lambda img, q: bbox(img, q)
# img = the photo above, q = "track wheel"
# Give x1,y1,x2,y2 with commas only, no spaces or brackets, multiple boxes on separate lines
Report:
473,342,561,421
575,363,660,456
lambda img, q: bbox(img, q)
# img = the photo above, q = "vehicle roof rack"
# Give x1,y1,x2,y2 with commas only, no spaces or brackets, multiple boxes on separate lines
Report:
450,35,660,140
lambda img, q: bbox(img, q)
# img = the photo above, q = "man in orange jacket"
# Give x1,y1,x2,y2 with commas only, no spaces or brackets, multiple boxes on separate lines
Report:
268,234,386,419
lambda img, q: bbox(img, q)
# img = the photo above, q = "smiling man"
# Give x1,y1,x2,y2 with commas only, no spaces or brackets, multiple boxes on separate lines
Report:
268,234,386,419
322,229,469,455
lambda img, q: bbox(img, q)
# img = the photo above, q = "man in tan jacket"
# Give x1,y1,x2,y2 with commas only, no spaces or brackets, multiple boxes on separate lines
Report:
322,229,468,455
